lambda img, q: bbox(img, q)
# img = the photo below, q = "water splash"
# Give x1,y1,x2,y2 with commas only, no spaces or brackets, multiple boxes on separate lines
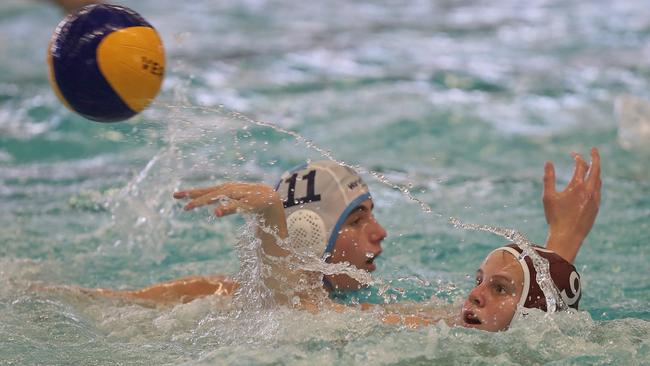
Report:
102,147,180,261
256,216,375,292
449,217,566,313
161,102,440,217
228,218,282,342
231,218,278,311
615,94,650,151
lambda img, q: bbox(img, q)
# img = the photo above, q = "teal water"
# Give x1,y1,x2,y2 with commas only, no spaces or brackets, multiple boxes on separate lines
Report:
1,0,649,364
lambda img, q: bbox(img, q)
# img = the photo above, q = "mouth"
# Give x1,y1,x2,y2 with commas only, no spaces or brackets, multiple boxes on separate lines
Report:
365,252,380,271
462,310,482,326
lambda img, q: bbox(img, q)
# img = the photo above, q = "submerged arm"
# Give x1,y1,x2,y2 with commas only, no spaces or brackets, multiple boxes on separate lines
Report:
72,182,288,305
543,147,602,263
355,300,457,329
81,275,238,304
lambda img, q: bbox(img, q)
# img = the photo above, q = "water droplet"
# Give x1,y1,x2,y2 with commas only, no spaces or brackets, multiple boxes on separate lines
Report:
291,296,300,306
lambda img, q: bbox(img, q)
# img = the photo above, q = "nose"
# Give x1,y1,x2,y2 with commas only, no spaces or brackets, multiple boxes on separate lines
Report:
368,215,387,244
468,285,485,308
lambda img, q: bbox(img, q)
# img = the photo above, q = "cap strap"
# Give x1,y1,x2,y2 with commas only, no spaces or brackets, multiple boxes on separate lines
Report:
323,192,371,257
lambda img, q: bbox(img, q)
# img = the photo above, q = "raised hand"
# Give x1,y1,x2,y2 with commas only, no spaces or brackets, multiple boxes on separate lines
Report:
543,147,602,263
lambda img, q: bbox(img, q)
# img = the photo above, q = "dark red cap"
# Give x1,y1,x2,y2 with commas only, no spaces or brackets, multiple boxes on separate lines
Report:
493,244,581,312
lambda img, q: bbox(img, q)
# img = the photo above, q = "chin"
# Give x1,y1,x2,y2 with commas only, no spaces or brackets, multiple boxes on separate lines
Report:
325,274,363,291
460,321,496,332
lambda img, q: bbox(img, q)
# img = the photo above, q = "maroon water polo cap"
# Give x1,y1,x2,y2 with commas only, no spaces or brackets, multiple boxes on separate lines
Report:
491,244,582,312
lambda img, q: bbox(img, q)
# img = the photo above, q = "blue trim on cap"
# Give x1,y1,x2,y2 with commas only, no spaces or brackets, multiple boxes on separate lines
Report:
323,192,371,257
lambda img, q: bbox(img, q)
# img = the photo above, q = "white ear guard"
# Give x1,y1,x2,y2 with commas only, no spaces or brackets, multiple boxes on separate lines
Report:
286,209,327,257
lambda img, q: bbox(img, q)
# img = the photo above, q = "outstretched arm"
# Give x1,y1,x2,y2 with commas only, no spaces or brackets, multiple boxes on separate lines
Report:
68,182,288,305
79,275,238,304
543,147,602,263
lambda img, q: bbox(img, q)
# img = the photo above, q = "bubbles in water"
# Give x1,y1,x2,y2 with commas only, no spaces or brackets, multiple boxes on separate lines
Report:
291,296,300,306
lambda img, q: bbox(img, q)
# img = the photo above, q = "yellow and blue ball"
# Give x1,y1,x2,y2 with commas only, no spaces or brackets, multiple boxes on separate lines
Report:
47,4,165,122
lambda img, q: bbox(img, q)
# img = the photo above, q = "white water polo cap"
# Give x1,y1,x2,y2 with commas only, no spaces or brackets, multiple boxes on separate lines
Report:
274,161,371,258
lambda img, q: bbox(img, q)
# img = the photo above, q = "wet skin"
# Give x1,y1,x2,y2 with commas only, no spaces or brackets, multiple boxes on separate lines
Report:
324,199,387,290
461,251,524,332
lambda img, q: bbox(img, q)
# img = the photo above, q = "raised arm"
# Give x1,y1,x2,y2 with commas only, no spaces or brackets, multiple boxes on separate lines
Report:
543,147,601,263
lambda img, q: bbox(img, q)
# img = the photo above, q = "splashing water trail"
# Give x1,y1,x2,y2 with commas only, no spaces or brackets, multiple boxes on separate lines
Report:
449,217,566,313
232,218,277,312
256,218,375,292
167,103,440,217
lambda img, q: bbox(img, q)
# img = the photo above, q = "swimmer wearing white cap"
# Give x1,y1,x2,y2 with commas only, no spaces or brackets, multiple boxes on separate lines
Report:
80,148,600,308
273,160,385,291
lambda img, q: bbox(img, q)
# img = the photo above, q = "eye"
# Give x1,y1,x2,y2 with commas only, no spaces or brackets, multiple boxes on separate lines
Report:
493,283,508,295
475,276,482,285
348,216,362,226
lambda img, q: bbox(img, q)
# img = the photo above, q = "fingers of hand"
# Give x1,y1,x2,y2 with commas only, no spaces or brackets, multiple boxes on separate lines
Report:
173,191,189,199
175,182,274,212
184,192,229,211
543,161,557,196
595,179,601,205
182,183,261,211
174,186,223,200
586,147,601,191
590,176,602,206
214,200,240,217
568,153,589,189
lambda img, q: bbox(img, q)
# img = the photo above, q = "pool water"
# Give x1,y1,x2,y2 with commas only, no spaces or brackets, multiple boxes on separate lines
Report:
1,0,649,364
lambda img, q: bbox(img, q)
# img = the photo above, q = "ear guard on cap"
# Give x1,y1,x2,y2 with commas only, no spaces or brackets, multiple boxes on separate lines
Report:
286,209,328,257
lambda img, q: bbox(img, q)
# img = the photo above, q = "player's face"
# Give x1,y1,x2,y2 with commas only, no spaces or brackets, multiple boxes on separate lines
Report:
323,199,387,290
460,251,524,332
